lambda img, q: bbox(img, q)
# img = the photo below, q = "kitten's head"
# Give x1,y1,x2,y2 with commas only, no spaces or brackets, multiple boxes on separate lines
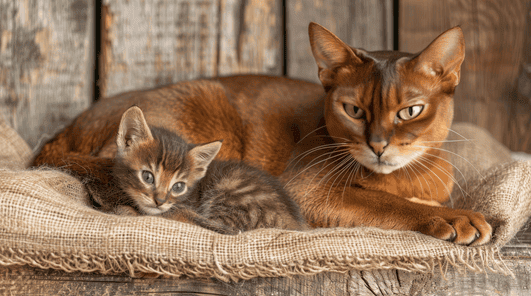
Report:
309,22,464,174
113,106,222,215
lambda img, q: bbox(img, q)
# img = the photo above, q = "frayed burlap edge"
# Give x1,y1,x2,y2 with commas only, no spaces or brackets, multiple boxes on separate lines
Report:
0,245,511,282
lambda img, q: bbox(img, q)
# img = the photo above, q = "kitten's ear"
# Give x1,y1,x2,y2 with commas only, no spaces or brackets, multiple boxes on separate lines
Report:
309,22,365,88
116,106,154,152
410,26,465,87
189,140,222,179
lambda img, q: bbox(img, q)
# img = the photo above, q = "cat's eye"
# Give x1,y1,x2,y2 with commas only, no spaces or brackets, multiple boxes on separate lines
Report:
142,171,154,184
172,182,186,194
397,105,424,120
343,104,364,119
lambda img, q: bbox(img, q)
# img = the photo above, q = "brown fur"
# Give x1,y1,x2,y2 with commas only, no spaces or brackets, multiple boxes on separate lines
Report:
33,23,491,245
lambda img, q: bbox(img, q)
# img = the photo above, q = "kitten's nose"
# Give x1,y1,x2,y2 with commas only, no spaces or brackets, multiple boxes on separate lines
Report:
369,138,388,157
154,195,167,206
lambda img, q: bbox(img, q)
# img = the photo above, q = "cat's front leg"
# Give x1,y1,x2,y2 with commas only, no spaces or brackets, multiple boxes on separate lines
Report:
298,187,492,246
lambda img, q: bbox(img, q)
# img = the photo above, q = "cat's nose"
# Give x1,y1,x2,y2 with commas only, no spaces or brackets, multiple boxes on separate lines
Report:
154,195,167,206
369,139,388,157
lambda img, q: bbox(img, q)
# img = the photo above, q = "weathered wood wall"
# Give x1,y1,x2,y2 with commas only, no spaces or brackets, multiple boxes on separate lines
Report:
0,0,94,148
100,0,283,98
400,0,531,153
0,0,529,153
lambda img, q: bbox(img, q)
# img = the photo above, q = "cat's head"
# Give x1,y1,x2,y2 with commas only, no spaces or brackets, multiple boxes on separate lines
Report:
309,22,464,174
113,106,222,215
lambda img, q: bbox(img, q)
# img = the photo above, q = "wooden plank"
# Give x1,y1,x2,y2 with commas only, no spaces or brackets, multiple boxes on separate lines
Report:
100,0,282,98
217,0,283,76
0,258,530,295
0,0,94,147
399,0,531,153
287,0,393,82
1,224,530,295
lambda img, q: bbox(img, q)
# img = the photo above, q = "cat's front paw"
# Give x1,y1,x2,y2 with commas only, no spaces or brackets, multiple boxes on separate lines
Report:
419,208,492,246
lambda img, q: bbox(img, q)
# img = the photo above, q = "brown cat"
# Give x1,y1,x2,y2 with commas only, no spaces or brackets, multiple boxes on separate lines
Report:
33,22,491,245
111,106,307,232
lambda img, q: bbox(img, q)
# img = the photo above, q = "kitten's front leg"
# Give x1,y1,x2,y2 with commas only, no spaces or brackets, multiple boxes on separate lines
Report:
161,205,237,235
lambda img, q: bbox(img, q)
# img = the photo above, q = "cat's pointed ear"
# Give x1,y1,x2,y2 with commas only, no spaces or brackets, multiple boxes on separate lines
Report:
410,26,465,86
189,140,222,179
116,106,154,152
309,22,364,88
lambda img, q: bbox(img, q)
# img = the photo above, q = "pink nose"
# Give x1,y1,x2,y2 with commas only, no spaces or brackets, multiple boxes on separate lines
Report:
154,195,167,206
369,140,388,157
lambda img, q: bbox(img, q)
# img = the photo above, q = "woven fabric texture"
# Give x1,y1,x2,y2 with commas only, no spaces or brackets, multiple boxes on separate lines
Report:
0,118,529,281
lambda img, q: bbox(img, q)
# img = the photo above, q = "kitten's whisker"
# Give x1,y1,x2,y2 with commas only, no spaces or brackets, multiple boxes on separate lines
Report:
413,145,485,181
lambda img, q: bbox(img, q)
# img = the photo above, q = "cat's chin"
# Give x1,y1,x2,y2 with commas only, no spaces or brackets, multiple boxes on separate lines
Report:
365,163,400,174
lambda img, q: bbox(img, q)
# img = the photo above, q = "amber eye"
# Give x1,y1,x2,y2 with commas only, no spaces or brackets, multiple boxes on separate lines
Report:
343,104,364,119
142,171,154,184
398,105,424,120
172,182,186,194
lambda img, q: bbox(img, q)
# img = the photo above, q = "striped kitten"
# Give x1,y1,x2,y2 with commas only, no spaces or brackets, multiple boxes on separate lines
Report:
112,106,308,233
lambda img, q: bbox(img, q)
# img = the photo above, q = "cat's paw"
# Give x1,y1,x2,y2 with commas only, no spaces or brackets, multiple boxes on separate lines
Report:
406,197,442,207
419,208,492,246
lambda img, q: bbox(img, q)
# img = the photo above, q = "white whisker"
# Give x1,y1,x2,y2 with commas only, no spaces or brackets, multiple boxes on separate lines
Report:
413,145,485,181
295,125,328,144
286,143,350,169
285,150,351,188
412,158,456,207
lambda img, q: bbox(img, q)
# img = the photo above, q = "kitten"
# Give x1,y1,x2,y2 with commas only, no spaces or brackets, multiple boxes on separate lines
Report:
112,106,308,233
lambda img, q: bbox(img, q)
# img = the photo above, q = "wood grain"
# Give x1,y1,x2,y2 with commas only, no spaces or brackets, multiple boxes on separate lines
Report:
399,0,531,153
0,0,94,148
286,0,393,82
100,0,282,98
1,225,531,295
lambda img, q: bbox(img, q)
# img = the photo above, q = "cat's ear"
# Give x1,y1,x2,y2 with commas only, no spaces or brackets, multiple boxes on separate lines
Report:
309,22,365,89
410,26,465,86
116,106,154,153
188,140,222,179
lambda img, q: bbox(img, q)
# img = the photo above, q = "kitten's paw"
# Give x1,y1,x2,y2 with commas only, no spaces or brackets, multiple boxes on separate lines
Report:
420,209,492,246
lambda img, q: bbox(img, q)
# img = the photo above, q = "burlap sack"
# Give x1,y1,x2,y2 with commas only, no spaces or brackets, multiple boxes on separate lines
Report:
0,118,529,281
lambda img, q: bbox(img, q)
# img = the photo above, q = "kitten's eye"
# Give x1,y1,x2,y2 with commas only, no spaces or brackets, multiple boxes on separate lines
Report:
343,104,364,119
172,182,186,194
398,105,424,120
142,171,154,184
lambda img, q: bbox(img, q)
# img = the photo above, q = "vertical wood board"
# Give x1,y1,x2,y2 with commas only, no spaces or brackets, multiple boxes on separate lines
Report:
399,0,531,153
0,0,94,147
100,0,282,98
287,0,393,82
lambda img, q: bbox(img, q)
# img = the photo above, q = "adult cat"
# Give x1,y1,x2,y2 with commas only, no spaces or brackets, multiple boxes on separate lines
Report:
33,22,491,245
